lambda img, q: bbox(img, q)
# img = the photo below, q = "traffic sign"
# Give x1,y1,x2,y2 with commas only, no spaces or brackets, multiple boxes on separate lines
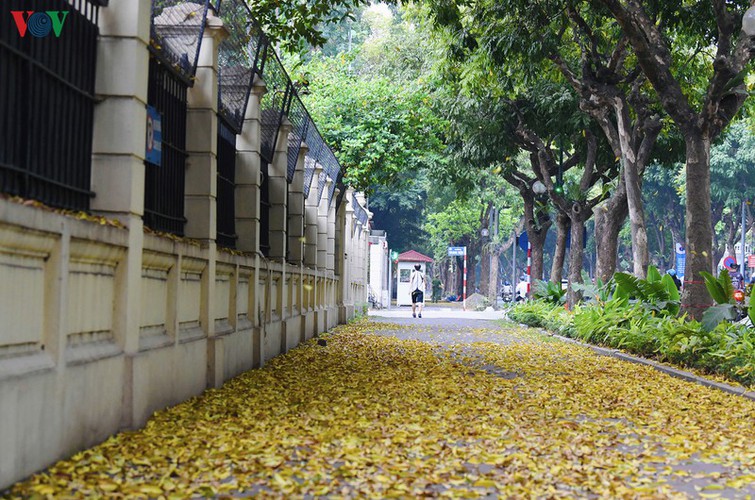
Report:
517,231,528,252
723,255,737,270
448,246,465,256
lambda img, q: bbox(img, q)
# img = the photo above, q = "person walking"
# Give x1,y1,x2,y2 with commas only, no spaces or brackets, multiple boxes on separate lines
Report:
666,269,682,290
409,264,426,318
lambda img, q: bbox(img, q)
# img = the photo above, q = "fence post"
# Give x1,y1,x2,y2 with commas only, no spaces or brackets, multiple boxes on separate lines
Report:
91,0,153,428
184,11,228,388
235,78,266,253
304,166,322,269
316,169,330,272
268,120,293,260
288,143,308,263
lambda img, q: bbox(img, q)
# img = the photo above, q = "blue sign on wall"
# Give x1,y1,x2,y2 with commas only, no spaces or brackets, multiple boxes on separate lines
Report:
145,105,162,166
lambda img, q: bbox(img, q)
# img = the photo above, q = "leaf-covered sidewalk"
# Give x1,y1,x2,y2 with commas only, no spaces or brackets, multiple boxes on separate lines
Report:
7,317,755,498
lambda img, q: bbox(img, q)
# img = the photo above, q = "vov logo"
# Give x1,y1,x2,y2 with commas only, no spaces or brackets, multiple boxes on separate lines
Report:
10,10,70,38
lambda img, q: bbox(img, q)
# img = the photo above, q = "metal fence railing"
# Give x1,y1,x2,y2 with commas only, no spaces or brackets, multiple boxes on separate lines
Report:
0,0,104,211
353,192,369,235
150,0,209,84
287,96,308,183
144,0,209,234
217,0,255,134
259,51,292,164
143,57,190,234
303,116,325,198
259,161,271,256
216,119,237,248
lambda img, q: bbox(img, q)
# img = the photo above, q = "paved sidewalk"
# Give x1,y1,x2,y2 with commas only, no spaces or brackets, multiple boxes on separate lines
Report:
6,315,755,498
368,305,509,321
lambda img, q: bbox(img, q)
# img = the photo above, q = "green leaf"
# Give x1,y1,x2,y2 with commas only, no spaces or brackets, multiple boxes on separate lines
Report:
749,297,755,325
647,266,662,283
701,304,737,332
700,271,728,304
718,269,735,303
661,274,680,315
614,273,641,299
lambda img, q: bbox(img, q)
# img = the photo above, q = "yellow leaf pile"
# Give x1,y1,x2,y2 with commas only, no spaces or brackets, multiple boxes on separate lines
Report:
7,320,755,498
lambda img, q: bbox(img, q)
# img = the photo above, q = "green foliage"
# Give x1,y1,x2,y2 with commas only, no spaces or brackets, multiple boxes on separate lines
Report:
571,272,613,304
699,269,751,332
250,0,367,51
514,299,755,386
301,55,447,192
432,278,443,302
532,280,566,305
508,301,574,337
701,305,739,333
700,270,734,305
612,266,680,316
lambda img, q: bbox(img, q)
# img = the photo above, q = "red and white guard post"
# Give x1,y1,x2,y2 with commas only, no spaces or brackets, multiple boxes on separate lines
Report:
526,242,531,296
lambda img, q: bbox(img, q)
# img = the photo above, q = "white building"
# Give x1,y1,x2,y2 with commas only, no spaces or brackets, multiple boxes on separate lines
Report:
368,231,390,308
396,250,433,306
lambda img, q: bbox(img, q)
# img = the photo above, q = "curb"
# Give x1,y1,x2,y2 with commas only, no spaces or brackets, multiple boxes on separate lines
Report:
541,330,755,402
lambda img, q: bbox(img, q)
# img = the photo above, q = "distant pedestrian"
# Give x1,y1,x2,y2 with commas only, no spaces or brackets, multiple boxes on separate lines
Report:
666,269,682,290
409,264,426,318
515,277,528,301
729,264,744,291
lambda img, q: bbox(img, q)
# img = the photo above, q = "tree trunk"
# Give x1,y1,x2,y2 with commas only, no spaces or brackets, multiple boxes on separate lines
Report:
523,195,550,284
681,135,714,320
551,212,569,284
528,228,548,285
593,177,629,282
480,243,490,296
488,247,500,303
466,249,477,297
615,98,649,278
566,212,587,308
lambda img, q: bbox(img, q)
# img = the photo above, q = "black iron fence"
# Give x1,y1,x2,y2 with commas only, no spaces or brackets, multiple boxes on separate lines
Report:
287,96,308,183
143,0,208,234
259,51,292,163
260,161,271,256
216,119,237,248
0,0,104,211
353,192,369,235
303,116,324,199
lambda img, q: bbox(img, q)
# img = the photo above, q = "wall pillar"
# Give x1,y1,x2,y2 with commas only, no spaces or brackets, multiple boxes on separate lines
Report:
268,121,292,260
304,167,321,268
342,190,355,309
235,79,266,253
317,175,330,272
185,13,227,243
185,13,228,388
90,0,153,429
326,189,337,274
288,143,308,264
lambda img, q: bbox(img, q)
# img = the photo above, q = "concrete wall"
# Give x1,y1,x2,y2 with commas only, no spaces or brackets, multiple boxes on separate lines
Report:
0,0,370,489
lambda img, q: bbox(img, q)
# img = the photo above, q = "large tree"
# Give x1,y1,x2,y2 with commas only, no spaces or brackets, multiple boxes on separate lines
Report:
592,0,755,317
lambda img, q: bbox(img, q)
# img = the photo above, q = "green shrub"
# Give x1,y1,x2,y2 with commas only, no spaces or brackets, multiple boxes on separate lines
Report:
517,296,755,387
532,280,566,305
509,300,574,336
613,266,680,316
